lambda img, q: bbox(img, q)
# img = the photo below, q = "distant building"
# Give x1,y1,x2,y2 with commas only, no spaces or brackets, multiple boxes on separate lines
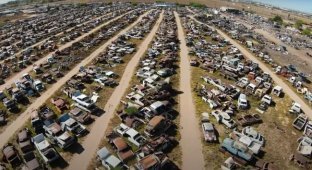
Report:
154,3,176,7
220,6,241,14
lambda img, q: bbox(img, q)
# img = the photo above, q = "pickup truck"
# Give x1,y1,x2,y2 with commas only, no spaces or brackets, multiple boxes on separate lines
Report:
212,110,236,129
43,120,76,149
237,114,262,127
59,113,87,137
236,77,249,88
115,123,146,147
33,79,45,92
32,134,59,163
221,138,254,161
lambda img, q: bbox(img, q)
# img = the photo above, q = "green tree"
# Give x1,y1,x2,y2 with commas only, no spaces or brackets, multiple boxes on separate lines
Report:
270,15,283,25
302,28,311,36
295,20,304,29
125,107,138,116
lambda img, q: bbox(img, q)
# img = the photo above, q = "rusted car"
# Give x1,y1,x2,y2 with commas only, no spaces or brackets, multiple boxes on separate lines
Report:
2,144,22,167
50,97,68,111
110,137,135,162
17,128,33,154
237,114,262,127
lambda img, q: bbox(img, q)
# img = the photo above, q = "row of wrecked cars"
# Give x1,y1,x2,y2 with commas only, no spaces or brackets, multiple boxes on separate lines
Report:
195,7,312,169
0,3,129,60
0,8,145,127
201,7,312,107
0,60,123,169
290,113,312,168
217,10,312,107
178,9,278,170
0,3,135,83
0,6,152,170
95,10,179,170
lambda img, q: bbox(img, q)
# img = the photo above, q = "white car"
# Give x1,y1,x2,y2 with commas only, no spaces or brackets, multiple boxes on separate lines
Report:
32,134,59,163
297,136,312,156
33,79,44,92
59,113,87,137
236,77,249,88
242,126,265,146
94,76,109,85
211,110,236,129
238,136,262,154
97,147,127,170
94,76,116,87
202,76,215,84
72,92,94,108
238,93,248,109
207,99,218,109
103,71,116,78
289,102,301,114
261,94,272,105
115,123,146,147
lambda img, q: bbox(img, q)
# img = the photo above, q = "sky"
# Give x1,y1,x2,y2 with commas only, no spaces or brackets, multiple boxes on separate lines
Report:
246,0,312,14
0,0,15,5
0,0,311,14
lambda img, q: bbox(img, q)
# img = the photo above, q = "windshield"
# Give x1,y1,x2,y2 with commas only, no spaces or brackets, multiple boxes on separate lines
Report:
5,100,14,106
54,131,64,137
241,101,247,105
155,105,166,114
44,149,56,159
81,97,89,101
69,122,78,128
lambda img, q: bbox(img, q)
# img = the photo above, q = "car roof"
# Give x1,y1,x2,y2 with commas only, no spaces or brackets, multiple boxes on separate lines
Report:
105,155,121,168
139,154,158,169
3,145,15,158
243,127,258,136
233,140,248,152
112,137,128,151
97,147,110,160
148,116,164,127
150,101,164,109
126,128,138,137
18,129,28,141
47,123,62,134
202,122,214,131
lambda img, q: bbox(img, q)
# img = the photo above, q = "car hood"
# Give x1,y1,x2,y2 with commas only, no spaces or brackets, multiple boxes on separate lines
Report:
26,159,40,169
58,132,71,141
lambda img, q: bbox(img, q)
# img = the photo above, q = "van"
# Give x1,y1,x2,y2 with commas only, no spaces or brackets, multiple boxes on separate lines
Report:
261,94,272,105
238,94,248,109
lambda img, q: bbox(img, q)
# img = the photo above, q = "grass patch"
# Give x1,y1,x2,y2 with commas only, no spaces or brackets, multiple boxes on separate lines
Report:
189,2,206,8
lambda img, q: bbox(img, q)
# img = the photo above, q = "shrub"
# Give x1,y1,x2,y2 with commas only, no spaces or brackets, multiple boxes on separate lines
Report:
125,107,138,116
269,15,283,25
189,2,206,8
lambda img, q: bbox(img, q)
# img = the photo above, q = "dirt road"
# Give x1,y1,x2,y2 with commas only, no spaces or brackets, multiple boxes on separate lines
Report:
66,11,164,170
0,10,149,149
0,11,114,65
190,16,312,118
0,10,134,91
174,11,205,170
